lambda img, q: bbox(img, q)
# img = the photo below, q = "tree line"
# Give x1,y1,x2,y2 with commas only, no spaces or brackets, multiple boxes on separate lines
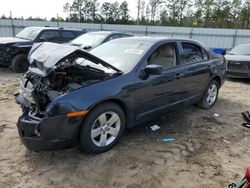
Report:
1,0,250,29
63,0,250,29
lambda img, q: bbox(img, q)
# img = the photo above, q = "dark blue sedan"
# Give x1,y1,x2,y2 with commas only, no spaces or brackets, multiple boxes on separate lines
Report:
16,37,226,153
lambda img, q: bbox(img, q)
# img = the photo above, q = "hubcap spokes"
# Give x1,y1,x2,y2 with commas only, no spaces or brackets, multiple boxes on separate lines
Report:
207,84,218,105
91,112,121,147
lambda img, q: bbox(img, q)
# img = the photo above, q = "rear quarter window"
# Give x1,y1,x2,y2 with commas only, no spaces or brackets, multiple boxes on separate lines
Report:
120,34,132,38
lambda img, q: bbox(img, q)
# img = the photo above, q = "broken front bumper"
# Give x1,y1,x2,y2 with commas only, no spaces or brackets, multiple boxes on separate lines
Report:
16,109,83,151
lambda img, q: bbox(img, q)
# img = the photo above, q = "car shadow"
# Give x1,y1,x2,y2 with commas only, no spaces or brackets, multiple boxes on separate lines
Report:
0,67,23,80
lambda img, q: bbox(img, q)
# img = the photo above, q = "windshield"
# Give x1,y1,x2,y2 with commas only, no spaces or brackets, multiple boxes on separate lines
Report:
71,33,107,47
229,45,250,55
76,39,153,73
16,27,42,40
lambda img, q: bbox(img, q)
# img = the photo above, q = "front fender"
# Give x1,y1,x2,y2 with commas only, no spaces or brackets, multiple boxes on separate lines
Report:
46,74,135,120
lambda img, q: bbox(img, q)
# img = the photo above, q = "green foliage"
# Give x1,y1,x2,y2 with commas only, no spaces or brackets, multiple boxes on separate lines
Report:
3,0,250,29
61,0,250,28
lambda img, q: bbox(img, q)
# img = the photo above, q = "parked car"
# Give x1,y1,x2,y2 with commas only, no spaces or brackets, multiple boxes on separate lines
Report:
69,31,133,50
0,26,85,72
225,44,250,78
15,37,226,153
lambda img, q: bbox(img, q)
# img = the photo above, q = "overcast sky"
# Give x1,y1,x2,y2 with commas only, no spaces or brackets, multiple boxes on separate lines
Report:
0,0,142,19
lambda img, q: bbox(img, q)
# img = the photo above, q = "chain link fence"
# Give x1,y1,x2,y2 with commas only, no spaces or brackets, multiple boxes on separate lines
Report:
1,18,250,49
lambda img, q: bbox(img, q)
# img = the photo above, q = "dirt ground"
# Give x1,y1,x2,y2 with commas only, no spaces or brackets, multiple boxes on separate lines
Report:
0,67,249,188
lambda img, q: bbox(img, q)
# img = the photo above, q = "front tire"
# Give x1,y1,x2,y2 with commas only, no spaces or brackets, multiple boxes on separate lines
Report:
11,54,29,73
79,102,125,154
197,80,219,109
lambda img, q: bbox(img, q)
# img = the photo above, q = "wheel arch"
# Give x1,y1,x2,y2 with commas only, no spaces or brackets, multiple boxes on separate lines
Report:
211,75,222,88
87,98,133,128
76,98,133,145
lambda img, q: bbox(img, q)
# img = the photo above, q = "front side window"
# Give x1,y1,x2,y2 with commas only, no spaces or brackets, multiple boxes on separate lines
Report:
148,43,177,69
181,42,208,65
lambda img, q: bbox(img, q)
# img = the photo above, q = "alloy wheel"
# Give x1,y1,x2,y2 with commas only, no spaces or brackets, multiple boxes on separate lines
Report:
206,83,218,106
91,111,121,147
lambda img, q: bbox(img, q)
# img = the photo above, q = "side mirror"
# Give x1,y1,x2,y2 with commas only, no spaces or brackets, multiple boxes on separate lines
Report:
144,64,163,75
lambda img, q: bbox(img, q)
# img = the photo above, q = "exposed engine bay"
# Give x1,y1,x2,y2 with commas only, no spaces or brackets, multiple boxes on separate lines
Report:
21,62,111,112
17,42,122,114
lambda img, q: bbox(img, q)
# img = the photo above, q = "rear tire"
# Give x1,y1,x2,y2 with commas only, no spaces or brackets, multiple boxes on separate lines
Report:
197,80,219,109
79,102,126,154
11,54,29,73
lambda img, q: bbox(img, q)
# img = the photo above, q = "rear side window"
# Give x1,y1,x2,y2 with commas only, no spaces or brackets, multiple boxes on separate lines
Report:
120,34,131,38
180,42,208,65
39,30,60,43
61,31,76,42
106,34,121,42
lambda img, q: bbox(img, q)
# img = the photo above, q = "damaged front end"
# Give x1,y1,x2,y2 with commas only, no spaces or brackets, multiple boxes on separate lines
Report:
15,42,121,151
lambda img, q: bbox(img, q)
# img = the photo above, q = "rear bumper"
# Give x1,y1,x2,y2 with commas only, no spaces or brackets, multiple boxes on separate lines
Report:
17,112,83,151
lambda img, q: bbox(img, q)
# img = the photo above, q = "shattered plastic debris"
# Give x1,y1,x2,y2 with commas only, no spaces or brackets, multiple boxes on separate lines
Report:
162,138,175,142
223,139,231,144
150,124,161,131
214,113,220,118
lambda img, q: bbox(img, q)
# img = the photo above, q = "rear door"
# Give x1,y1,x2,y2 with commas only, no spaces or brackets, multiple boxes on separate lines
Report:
178,41,212,99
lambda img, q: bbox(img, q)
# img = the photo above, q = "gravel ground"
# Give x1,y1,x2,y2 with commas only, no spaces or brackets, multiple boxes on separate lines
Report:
0,67,249,188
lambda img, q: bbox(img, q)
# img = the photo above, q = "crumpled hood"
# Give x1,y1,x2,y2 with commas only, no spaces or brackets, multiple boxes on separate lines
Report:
28,42,121,76
225,54,250,61
0,37,31,44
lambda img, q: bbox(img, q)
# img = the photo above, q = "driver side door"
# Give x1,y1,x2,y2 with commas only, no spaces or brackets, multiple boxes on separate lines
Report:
134,42,188,121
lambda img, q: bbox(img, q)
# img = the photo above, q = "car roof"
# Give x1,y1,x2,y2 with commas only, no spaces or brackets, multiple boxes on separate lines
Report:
25,26,83,32
88,31,133,36
111,36,202,44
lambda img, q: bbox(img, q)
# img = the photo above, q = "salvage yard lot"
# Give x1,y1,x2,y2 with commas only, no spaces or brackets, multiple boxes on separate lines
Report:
0,67,249,188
